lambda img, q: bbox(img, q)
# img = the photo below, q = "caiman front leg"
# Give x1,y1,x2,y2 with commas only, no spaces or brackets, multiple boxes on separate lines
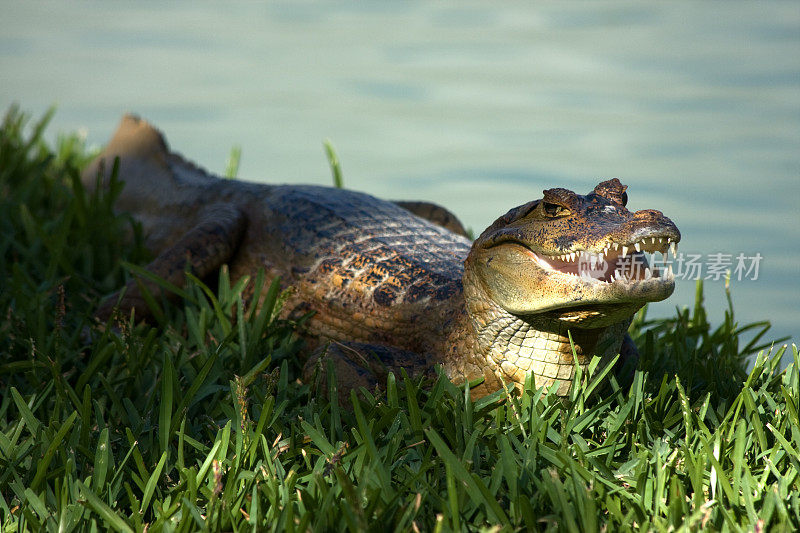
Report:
303,341,434,404
96,204,246,323
616,333,640,384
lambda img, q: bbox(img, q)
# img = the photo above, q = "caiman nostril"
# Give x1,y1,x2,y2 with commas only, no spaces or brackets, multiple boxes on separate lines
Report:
634,209,665,218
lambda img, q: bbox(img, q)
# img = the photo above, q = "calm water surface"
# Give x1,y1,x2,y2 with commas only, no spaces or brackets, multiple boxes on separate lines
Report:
2,1,798,351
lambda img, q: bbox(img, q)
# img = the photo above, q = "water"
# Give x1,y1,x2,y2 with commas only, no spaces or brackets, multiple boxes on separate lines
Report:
2,1,798,351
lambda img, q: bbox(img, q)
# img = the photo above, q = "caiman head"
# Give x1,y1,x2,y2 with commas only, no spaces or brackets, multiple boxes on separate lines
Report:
454,178,680,396
465,178,681,329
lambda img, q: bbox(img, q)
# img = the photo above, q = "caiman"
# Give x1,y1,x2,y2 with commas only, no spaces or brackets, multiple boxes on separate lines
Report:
83,115,681,398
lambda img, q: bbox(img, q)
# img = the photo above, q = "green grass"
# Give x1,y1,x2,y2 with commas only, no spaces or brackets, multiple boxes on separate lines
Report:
1,107,798,531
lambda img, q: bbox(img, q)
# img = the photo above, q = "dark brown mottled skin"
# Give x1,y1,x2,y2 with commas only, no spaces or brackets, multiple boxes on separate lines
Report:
84,115,681,398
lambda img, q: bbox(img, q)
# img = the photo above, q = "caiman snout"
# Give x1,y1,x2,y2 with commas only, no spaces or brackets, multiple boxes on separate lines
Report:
624,209,681,247
635,209,664,218
633,209,671,223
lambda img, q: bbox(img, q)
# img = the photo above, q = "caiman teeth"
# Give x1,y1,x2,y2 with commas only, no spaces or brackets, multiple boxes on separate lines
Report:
615,235,678,256
533,234,680,284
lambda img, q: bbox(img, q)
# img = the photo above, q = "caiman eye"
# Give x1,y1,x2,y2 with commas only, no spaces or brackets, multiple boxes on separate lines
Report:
542,202,570,218
621,192,628,206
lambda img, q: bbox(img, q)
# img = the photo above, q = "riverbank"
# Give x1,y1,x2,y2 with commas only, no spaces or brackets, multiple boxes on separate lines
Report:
1,108,797,531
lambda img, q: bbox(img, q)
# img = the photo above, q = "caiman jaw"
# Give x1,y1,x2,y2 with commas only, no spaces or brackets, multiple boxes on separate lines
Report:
531,236,679,284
